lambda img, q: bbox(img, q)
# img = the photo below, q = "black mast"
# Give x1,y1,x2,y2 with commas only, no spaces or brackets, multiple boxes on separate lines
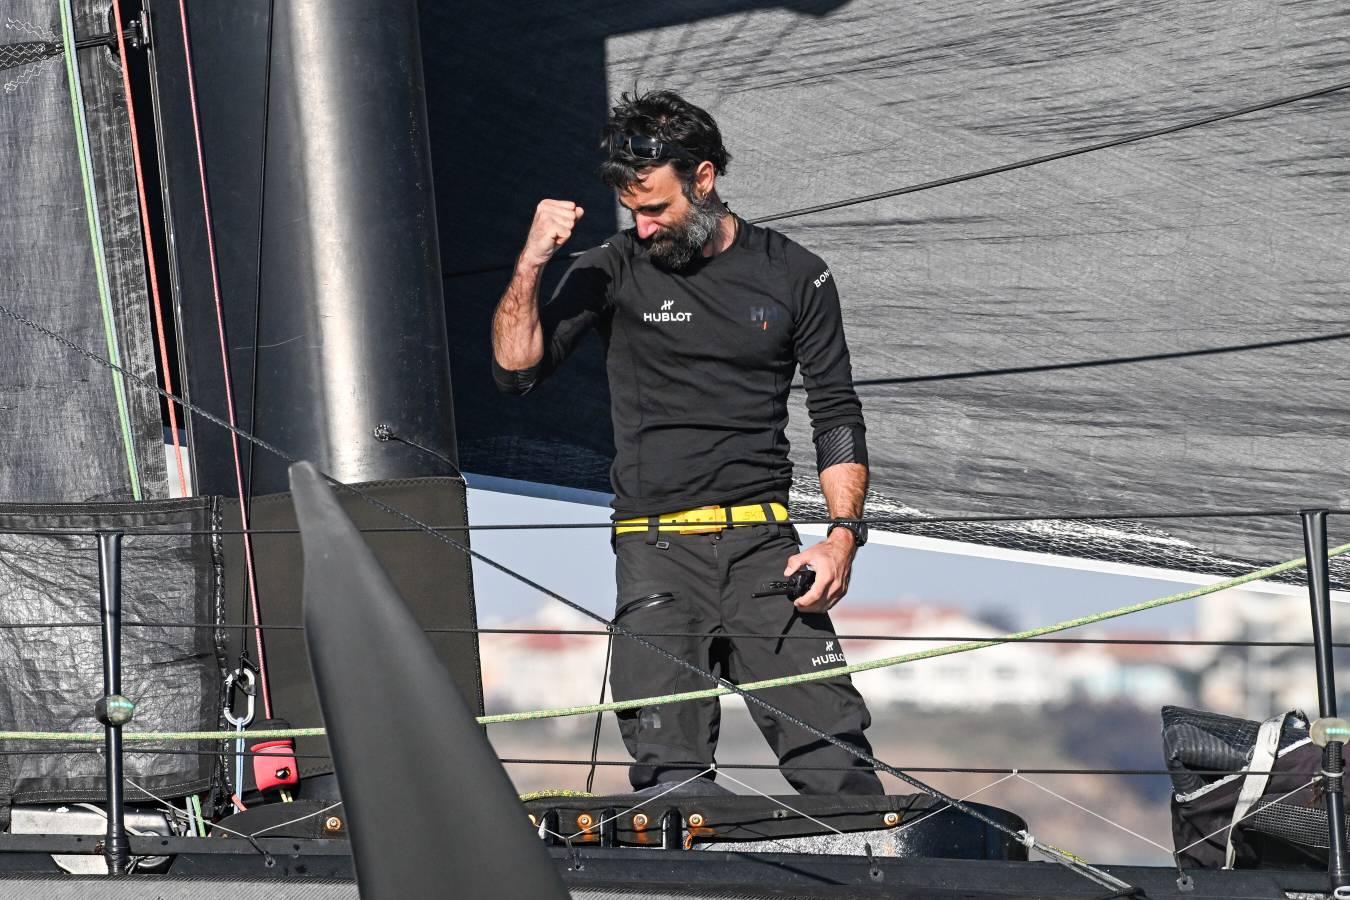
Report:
146,0,456,493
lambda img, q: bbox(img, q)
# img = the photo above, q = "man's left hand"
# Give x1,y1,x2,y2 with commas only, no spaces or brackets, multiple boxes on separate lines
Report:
783,531,856,614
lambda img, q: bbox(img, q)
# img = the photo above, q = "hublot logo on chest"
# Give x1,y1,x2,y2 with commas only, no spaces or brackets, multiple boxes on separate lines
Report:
749,305,783,330
643,299,693,323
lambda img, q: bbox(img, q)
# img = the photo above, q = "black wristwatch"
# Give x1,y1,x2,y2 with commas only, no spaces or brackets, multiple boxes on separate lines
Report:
827,519,868,547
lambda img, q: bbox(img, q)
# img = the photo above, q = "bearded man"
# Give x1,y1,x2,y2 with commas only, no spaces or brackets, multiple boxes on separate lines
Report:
492,90,882,795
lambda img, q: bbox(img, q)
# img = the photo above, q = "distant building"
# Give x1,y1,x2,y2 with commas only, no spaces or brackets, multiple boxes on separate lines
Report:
1193,587,1346,718
831,607,1195,711
480,602,1201,719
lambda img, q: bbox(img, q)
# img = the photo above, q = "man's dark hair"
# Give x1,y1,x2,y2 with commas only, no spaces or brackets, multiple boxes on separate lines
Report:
599,90,731,193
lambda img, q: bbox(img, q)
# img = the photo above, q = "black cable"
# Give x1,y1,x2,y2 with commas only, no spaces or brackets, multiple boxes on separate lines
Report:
812,329,1350,389
440,75,1350,280
0,300,1092,882
584,634,614,793
0,743,1311,778
0,746,334,760
0,506,1325,536
2,619,1346,652
497,758,1312,778
372,424,461,474
236,0,279,688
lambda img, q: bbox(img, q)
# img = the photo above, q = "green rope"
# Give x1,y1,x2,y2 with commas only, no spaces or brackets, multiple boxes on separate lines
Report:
519,789,595,802
2,542,1346,743
189,793,205,837
57,0,142,499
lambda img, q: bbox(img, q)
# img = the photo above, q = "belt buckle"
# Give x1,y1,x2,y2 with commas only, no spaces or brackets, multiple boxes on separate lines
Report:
675,506,725,535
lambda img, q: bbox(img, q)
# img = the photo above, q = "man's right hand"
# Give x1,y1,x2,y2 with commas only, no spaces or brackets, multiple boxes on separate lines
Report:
521,199,584,268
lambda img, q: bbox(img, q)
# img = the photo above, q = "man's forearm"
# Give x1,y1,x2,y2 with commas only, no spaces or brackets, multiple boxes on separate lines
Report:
491,260,546,371
819,462,867,520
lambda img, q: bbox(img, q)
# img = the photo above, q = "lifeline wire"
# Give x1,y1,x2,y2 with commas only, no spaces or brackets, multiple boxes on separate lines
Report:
55,0,142,499
8,618,1350,652
4,534,1340,735
0,505,1319,535
441,74,1350,280
0,300,1131,895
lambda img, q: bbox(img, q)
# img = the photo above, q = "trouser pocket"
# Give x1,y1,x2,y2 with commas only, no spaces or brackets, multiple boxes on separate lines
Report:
614,591,676,621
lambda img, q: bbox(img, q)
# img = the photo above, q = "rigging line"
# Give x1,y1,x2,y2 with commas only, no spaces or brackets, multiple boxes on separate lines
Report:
55,0,142,500
0,743,1304,779
882,772,1018,840
585,633,613,794
1173,776,1321,858
0,302,1136,893
239,0,278,698
1014,773,1174,857
469,539,1350,726
0,506,1313,534
501,760,1316,778
247,801,343,839
440,74,1350,280
175,0,271,719
803,329,1350,389
372,424,460,473
109,0,188,498
15,617,1350,653
18,533,1350,734
751,75,1350,225
714,769,851,839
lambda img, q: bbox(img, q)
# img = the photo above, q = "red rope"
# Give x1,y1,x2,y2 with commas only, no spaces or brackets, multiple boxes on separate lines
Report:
109,0,188,499
176,0,272,718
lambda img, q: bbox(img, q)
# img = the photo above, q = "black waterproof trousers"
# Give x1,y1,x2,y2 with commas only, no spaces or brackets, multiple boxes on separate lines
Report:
610,521,884,795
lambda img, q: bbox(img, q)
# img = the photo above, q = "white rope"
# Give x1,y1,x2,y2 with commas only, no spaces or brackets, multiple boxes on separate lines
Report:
887,772,1018,838
127,779,343,842
713,769,849,838
1015,772,1174,857
247,801,344,839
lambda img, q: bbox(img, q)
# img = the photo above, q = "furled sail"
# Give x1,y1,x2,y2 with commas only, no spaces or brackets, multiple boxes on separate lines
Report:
0,0,165,502
430,0,1350,582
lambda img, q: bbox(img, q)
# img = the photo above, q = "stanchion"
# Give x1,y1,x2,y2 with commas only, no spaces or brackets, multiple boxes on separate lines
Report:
95,532,133,875
1300,510,1349,891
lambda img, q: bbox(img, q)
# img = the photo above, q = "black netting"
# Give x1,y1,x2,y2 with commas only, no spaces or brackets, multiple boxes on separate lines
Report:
1247,802,1342,850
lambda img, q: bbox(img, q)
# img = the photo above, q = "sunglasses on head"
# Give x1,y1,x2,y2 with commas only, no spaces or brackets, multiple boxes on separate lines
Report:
616,133,698,162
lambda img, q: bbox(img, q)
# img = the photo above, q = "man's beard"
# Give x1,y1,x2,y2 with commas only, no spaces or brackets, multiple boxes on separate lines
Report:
645,187,724,270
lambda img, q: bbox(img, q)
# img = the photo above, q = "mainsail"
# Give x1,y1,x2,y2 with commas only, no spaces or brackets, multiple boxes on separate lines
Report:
433,0,1350,582
0,0,165,502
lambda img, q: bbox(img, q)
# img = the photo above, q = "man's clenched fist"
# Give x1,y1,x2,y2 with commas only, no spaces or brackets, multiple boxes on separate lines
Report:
521,199,584,268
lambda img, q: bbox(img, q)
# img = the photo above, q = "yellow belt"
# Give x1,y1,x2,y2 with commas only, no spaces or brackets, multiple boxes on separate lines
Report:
615,502,790,535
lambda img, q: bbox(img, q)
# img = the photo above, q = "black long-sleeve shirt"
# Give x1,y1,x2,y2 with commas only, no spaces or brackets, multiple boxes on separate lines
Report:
494,215,866,518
